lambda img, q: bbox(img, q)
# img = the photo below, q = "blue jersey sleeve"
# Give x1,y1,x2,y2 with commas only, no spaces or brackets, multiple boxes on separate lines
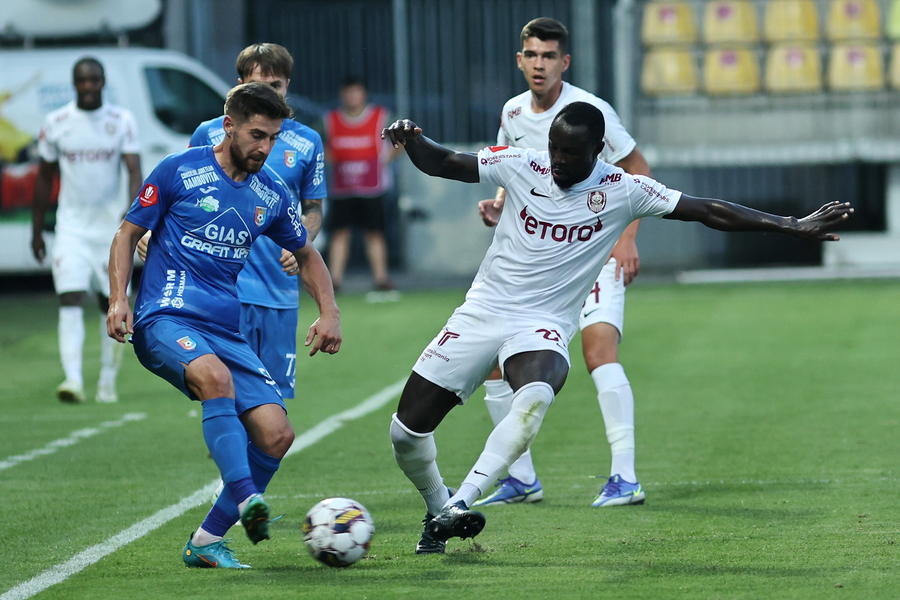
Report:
189,121,210,148
124,157,177,231
264,189,308,252
300,133,327,200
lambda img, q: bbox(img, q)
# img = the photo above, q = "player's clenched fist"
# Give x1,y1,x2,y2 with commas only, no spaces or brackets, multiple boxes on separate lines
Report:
381,119,423,148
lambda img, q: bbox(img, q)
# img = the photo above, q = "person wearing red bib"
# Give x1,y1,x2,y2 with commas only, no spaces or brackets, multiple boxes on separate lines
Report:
324,77,400,292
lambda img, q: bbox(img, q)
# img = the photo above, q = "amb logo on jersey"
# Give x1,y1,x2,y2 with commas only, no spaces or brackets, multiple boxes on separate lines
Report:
284,150,297,168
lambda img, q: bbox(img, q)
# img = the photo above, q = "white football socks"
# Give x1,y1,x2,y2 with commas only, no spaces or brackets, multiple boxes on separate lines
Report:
483,378,538,485
58,306,85,386
390,414,450,516
453,382,555,507
98,316,122,386
592,363,637,483
191,526,223,546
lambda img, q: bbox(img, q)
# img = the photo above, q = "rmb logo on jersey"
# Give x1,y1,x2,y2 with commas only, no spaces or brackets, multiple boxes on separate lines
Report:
196,196,219,213
587,191,607,213
254,206,267,227
177,336,197,351
284,150,297,168
139,184,159,207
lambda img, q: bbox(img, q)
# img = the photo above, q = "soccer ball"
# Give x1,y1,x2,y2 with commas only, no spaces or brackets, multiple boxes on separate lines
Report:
302,497,375,567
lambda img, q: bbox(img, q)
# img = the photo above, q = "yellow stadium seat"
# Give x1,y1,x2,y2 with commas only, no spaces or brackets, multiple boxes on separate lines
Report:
888,0,900,39
887,42,900,87
828,42,884,90
826,0,880,41
765,44,823,92
642,1,698,46
704,0,759,45
642,48,699,95
764,0,820,42
704,47,761,94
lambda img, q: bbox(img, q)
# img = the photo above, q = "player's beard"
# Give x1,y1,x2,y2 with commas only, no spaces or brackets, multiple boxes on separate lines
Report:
229,141,266,174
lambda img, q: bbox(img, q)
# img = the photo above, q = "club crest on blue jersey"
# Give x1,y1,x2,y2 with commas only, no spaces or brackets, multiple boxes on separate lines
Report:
255,206,267,226
177,336,197,350
284,150,297,168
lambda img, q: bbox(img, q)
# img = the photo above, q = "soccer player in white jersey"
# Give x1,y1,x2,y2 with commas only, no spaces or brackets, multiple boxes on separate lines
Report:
31,57,142,404
475,17,653,508
382,104,851,553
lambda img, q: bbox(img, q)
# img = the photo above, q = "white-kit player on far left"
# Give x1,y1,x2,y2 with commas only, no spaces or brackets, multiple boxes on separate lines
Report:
31,57,142,404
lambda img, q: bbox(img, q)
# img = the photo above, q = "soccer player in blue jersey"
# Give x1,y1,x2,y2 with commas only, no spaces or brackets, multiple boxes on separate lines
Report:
139,43,327,399
107,82,341,569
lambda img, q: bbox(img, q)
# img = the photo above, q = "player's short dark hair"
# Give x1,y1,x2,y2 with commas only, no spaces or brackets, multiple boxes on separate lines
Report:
340,76,366,90
521,17,569,55
224,82,293,124
553,101,605,145
235,43,293,81
73,57,104,79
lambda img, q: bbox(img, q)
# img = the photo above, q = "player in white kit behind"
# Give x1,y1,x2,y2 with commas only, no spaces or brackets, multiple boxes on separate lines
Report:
383,104,852,553
31,57,142,404
476,18,651,508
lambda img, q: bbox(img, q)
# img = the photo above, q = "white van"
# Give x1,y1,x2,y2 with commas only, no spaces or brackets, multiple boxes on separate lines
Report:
0,47,231,273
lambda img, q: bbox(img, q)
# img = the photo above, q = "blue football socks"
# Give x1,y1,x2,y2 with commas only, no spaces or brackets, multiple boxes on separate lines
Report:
201,397,256,502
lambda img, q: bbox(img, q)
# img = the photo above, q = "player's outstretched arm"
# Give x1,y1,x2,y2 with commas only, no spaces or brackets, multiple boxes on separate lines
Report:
293,244,341,356
107,220,148,342
665,196,853,241
382,119,479,183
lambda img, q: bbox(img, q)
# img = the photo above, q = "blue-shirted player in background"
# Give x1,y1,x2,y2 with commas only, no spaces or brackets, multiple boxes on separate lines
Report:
140,43,326,399
108,82,341,569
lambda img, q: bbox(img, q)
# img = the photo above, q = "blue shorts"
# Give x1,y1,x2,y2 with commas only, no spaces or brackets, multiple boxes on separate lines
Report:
132,317,286,415
239,303,298,398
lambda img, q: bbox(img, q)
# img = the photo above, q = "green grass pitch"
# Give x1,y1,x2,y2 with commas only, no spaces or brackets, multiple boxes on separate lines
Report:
1,279,899,599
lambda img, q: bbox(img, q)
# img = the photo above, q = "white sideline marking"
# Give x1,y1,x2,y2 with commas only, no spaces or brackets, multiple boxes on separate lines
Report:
0,379,406,600
0,413,147,472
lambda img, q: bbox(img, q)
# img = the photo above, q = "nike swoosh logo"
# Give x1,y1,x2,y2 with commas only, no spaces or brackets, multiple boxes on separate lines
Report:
530,188,550,198
583,308,601,318
514,134,526,141
474,470,488,476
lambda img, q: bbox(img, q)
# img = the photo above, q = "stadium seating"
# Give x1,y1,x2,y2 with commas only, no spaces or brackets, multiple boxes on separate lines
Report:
642,1,698,46
642,48,699,95
703,0,760,45
704,47,761,94
765,44,823,92
828,42,884,89
764,0,820,42
826,0,881,41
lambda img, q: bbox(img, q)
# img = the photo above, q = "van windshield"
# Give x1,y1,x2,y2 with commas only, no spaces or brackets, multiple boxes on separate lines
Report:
144,67,224,135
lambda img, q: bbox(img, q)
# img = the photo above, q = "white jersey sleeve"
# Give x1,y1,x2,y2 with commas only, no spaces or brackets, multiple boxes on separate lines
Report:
477,145,530,189
627,174,682,220
590,97,636,165
120,109,141,154
37,113,58,163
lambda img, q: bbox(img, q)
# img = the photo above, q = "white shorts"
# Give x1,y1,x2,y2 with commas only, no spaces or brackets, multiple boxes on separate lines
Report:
412,303,572,403
50,233,112,297
578,258,626,339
